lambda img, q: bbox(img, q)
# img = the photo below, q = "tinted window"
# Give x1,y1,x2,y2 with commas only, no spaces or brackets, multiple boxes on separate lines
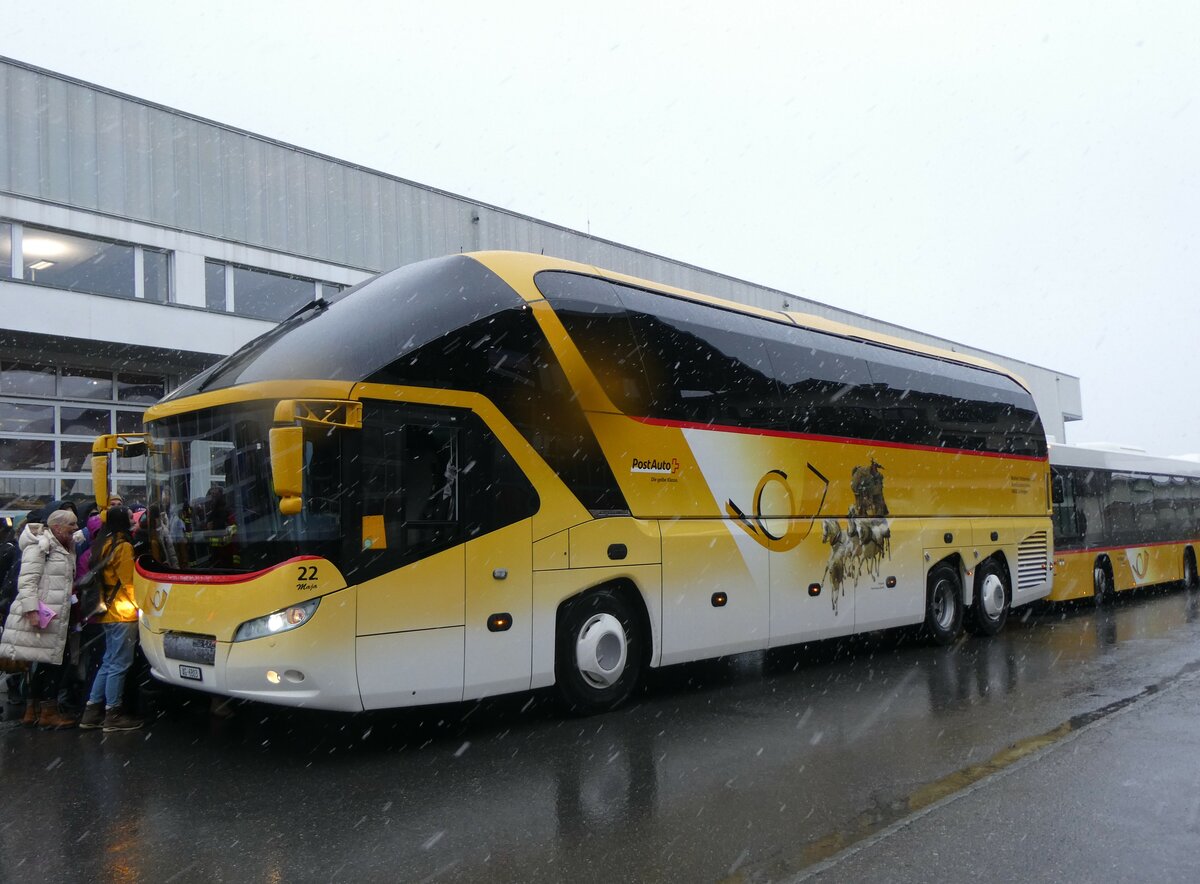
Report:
863,346,1046,456
760,324,876,437
613,283,781,425
533,272,650,415
351,403,538,578
1054,465,1200,549
369,298,627,515
173,256,524,397
538,271,1045,458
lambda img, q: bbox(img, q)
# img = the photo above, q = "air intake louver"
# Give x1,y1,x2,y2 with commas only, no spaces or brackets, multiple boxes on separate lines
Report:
1017,531,1049,592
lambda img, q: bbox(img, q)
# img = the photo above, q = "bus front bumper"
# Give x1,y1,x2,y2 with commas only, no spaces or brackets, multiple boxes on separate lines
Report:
138,598,364,712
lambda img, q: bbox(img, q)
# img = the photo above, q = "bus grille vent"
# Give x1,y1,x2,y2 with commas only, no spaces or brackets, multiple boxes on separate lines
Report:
1017,531,1049,591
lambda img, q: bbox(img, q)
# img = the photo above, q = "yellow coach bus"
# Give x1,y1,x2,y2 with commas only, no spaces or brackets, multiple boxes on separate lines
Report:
1049,443,1200,602
93,252,1053,713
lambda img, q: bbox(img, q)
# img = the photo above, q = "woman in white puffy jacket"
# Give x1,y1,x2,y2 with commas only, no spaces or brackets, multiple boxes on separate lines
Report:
0,509,80,729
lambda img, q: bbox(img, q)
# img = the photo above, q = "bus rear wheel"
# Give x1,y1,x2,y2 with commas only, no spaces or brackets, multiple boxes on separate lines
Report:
1093,559,1114,605
555,589,644,715
924,562,963,646
1184,549,1198,590
967,558,1010,636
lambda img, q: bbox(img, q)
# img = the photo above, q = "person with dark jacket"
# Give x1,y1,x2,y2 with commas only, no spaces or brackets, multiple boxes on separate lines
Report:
79,506,143,732
0,521,18,623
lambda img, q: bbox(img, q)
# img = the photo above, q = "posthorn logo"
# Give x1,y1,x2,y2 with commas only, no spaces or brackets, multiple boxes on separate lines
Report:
631,456,680,475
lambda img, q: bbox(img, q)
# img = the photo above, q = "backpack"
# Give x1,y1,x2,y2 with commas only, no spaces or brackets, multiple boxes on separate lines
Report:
76,538,121,620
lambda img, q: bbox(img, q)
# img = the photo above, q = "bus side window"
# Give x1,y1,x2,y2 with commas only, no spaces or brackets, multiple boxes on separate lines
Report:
1051,469,1084,543
360,402,464,565
1052,474,1065,504
464,420,539,539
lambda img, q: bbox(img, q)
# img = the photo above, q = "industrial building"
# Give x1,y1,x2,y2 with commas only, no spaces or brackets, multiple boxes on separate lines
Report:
0,55,1082,519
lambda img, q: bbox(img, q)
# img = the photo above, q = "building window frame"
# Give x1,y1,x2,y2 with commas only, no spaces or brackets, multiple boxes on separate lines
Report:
0,219,174,303
203,258,346,320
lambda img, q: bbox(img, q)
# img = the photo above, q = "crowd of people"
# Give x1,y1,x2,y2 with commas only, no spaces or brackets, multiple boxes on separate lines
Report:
0,496,146,732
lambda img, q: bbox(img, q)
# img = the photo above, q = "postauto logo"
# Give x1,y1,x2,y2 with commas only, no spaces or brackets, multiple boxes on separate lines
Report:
631,456,680,475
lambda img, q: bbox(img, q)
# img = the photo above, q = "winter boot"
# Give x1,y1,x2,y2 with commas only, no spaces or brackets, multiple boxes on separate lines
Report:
101,706,144,732
20,701,38,727
79,702,105,730
37,700,79,730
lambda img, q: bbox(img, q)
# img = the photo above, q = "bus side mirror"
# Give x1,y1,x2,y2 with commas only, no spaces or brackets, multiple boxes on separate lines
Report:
270,427,305,516
91,445,111,514
91,433,150,512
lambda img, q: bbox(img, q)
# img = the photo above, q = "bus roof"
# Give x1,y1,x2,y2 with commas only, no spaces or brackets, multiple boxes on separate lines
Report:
1050,442,1200,478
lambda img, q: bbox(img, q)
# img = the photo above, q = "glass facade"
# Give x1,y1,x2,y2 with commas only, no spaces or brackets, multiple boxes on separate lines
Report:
0,222,11,278
204,258,347,321
205,260,227,311
22,227,137,297
5,223,173,302
0,362,169,518
232,264,315,320
143,247,170,302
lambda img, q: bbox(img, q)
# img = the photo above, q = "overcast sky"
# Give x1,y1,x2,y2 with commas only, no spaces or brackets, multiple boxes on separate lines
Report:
4,2,1198,454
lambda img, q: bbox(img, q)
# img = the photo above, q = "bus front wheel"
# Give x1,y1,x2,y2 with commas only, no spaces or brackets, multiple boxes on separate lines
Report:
1184,549,1198,590
924,562,963,646
555,589,644,715
967,558,1010,636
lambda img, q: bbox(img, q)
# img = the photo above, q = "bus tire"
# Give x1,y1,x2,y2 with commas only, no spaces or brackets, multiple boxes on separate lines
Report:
1184,548,1198,590
924,562,963,646
1093,558,1113,605
555,589,644,715
967,558,1010,636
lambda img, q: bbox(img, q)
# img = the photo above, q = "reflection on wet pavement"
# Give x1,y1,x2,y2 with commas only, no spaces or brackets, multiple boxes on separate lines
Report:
3,585,1200,882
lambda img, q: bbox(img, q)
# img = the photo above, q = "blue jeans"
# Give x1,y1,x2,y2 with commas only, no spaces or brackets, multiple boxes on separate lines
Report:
87,622,138,708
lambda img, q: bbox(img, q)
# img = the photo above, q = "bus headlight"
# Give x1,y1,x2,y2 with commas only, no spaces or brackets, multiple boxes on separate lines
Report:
233,598,321,642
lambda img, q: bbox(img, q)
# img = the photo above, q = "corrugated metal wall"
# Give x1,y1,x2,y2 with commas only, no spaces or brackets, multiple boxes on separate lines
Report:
0,56,1079,435
1,58,781,297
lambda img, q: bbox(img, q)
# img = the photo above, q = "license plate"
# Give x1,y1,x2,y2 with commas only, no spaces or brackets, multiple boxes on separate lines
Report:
178,664,203,681
164,633,217,666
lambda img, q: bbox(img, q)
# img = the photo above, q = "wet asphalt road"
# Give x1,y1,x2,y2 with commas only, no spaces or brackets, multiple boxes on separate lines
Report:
3,586,1200,883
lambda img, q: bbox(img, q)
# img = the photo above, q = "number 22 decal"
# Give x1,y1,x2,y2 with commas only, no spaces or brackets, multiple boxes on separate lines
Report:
297,565,319,582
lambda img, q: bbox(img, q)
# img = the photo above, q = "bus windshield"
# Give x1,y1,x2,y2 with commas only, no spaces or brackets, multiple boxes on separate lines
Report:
144,404,342,574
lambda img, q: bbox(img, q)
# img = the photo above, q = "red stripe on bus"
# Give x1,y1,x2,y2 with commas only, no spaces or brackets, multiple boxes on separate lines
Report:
629,416,1049,462
136,555,324,585
1056,539,1200,557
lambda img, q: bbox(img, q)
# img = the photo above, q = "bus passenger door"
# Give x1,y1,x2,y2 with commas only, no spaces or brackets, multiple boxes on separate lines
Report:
464,519,533,700
355,401,468,709
462,415,540,701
